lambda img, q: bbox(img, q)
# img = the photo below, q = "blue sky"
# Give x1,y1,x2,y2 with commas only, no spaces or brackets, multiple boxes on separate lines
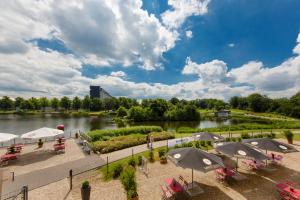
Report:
0,0,300,99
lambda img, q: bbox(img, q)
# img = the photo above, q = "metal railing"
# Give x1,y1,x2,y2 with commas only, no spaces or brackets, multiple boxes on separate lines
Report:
1,186,28,200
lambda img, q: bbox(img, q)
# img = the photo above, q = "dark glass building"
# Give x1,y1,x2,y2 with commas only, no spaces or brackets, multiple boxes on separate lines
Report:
90,86,100,98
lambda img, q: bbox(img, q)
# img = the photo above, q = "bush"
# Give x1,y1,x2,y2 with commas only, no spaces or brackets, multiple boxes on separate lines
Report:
128,157,136,168
231,137,236,142
195,141,200,148
200,141,206,146
225,137,231,142
120,167,137,199
113,163,123,179
91,132,174,153
137,155,142,166
177,127,199,133
158,148,166,158
88,126,163,141
82,181,90,189
283,130,294,140
237,137,242,142
241,133,251,139
148,150,155,162
206,141,212,146
117,106,127,117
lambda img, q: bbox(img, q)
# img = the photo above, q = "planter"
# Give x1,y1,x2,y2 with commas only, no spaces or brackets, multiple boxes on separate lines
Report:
81,186,91,200
160,158,167,164
131,194,138,200
38,143,43,148
287,138,293,144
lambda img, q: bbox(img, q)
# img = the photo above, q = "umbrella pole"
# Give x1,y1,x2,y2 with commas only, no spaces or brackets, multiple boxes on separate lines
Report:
192,168,194,189
236,157,239,171
265,150,268,166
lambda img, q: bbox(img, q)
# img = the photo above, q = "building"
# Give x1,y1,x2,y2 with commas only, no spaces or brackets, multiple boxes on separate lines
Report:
215,110,230,118
89,86,112,99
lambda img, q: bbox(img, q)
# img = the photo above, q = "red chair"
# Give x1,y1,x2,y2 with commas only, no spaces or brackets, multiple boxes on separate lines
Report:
160,185,175,200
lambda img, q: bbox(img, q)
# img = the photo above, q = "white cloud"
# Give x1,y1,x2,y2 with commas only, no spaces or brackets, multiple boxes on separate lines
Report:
162,0,210,29
186,30,193,39
228,43,235,47
182,57,228,82
110,71,127,78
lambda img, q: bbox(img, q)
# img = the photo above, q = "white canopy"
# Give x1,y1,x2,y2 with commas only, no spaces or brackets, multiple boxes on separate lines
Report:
0,133,19,143
21,127,64,139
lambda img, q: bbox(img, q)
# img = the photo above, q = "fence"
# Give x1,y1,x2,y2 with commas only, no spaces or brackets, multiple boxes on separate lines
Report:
0,186,28,200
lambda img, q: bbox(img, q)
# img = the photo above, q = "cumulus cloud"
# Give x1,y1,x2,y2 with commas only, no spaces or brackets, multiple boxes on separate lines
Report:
110,71,127,78
228,43,235,47
186,30,193,39
162,0,210,29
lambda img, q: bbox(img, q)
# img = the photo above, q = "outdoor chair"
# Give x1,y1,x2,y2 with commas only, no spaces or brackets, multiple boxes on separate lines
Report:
160,185,175,200
178,175,193,191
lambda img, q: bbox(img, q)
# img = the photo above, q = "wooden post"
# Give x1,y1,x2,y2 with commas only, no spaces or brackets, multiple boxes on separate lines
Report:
69,169,73,190
106,156,109,175
131,148,134,157
166,139,169,151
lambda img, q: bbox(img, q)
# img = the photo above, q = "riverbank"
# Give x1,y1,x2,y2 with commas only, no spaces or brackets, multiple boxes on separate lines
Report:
0,110,113,117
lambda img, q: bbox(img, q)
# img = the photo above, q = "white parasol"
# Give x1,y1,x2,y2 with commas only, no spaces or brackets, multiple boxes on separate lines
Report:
21,127,64,139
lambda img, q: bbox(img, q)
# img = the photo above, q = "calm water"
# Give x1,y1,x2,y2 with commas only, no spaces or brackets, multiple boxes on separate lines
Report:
0,114,232,135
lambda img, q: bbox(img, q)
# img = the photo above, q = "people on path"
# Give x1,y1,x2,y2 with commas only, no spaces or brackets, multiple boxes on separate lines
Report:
146,134,150,148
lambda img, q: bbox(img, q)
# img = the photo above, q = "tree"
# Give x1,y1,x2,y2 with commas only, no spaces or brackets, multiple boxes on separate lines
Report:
128,106,149,121
51,98,59,111
170,97,180,105
82,96,91,110
0,96,14,110
60,97,71,110
15,97,24,108
117,106,127,117
72,96,82,110
40,97,50,111
28,97,41,110
229,96,239,108
20,100,34,110
90,98,102,111
247,93,270,112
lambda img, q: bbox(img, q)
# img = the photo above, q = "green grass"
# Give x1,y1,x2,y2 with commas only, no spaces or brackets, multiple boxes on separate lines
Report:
276,133,300,141
99,148,164,181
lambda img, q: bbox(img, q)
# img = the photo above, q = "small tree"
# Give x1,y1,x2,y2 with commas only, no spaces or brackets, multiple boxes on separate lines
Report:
60,96,71,110
72,96,82,111
117,106,127,117
51,98,59,111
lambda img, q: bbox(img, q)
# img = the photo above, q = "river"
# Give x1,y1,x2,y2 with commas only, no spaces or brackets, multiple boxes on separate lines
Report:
0,114,232,135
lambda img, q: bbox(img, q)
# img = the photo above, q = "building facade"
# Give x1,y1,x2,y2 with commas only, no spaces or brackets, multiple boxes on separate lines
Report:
90,86,112,99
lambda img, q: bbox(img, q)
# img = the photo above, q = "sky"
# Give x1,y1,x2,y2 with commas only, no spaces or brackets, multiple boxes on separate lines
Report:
0,0,300,100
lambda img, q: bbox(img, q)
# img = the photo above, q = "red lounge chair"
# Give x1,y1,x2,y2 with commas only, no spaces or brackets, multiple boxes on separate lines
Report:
160,185,175,200
276,182,300,200
54,144,65,152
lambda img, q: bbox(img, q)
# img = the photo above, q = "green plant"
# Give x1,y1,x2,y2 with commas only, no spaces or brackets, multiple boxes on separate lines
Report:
237,137,242,142
120,167,137,199
148,150,154,162
200,141,206,146
81,181,90,189
231,137,236,142
137,155,142,166
128,157,136,168
283,130,294,140
195,141,200,148
241,133,250,139
38,139,43,146
112,163,123,179
158,148,166,158
225,137,231,142
206,141,212,146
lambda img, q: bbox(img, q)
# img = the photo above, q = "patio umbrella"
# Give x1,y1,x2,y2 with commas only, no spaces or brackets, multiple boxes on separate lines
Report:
21,127,64,139
242,138,297,153
167,147,224,187
216,142,269,162
193,132,224,142
0,133,18,143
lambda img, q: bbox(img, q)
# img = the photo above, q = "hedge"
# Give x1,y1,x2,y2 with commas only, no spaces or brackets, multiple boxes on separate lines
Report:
91,132,174,153
88,126,163,141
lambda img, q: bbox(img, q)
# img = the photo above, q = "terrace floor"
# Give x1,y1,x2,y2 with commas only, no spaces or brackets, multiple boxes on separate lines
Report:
28,139,300,200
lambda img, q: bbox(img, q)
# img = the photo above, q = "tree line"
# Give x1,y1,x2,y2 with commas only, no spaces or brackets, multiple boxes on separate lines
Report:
229,92,300,118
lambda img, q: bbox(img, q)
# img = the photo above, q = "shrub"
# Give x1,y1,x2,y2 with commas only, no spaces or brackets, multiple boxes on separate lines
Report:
148,150,155,162
128,157,136,168
241,133,251,139
151,132,175,141
237,137,242,142
91,132,173,153
195,141,200,148
112,163,123,179
231,137,236,142
206,141,212,146
120,167,137,199
200,141,206,146
82,181,90,189
225,137,231,142
117,106,127,117
137,155,142,166
283,130,294,140
158,148,166,158
88,126,163,141
177,127,199,133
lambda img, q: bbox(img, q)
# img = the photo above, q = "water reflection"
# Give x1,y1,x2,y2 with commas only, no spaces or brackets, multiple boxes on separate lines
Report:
0,114,231,135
